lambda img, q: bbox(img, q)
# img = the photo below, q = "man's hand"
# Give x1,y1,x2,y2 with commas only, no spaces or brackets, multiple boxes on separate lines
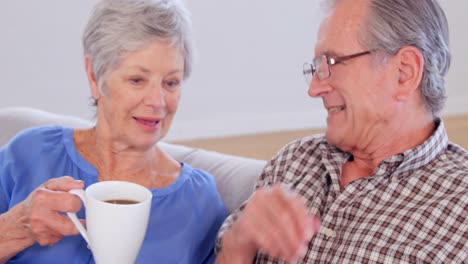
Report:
217,185,320,263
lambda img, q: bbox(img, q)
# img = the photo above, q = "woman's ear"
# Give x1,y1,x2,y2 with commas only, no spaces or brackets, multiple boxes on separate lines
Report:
395,46,424,101
85,56,100,100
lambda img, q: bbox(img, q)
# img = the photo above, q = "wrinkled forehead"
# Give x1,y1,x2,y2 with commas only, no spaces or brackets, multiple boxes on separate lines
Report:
314,0,369,56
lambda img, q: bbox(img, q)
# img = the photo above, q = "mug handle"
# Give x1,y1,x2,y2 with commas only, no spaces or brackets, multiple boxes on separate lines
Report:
66,189,90,244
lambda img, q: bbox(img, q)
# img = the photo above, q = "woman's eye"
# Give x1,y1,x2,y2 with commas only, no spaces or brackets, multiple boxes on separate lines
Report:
129,78,145,85
165,80,180,89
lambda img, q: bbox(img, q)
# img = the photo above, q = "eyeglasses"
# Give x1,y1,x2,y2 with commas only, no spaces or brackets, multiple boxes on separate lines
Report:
302,50,371,85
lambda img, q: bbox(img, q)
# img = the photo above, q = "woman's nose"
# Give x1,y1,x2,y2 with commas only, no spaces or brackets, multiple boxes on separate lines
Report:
144,84,165,108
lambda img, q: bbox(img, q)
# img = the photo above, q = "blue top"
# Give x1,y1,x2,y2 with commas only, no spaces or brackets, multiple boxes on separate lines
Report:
0,126,228,264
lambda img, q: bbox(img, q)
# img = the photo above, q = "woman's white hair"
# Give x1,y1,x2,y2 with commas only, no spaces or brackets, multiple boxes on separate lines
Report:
83,0,194,92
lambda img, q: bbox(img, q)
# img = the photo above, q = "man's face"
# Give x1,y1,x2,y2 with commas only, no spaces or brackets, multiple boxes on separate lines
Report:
309,0,399,152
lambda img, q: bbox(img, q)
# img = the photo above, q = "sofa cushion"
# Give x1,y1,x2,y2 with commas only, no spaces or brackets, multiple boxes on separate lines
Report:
159,141,264,213
0,107,92,146
0,107,264,212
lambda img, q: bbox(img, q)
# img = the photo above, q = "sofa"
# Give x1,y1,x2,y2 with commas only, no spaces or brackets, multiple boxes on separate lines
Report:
0,107,266,213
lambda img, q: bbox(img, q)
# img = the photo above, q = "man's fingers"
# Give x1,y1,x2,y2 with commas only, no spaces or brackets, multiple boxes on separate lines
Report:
285,193,316,241
272,186,317,260
266,187,306,258
238,185,319,261
308,216,321,237
252,206,290,258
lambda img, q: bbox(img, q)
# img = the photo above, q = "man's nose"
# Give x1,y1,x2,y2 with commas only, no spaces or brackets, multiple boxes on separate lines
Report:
308,75,332,98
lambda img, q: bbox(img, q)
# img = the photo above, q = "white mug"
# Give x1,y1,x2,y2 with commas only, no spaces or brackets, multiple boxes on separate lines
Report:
67,181,152,264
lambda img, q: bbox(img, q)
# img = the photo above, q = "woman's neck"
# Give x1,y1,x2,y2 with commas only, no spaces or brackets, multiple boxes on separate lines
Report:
73,127,179,188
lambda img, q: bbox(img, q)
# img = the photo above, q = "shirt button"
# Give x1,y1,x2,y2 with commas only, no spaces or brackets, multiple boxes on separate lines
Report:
323,228,336,238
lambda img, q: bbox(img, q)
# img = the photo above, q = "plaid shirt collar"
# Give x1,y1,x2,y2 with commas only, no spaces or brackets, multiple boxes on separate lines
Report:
319,118,447,183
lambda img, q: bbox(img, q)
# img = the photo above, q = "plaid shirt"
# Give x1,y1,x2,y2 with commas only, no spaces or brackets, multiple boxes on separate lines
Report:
216,120,468,263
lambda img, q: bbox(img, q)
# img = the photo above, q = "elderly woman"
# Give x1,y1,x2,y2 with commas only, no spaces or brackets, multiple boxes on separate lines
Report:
0,0,227,263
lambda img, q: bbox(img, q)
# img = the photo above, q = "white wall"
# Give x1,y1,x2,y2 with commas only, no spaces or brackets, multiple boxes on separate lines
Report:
1,1,466,141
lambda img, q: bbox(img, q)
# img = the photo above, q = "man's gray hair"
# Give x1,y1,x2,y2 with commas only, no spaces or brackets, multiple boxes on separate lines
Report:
83,0,194,90
325,0,451,116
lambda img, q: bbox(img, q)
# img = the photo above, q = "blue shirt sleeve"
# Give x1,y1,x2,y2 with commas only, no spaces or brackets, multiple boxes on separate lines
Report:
0,128,37,214
0,127,58,213
0,147,9,214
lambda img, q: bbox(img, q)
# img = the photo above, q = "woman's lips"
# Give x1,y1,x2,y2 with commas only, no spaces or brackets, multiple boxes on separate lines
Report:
133,117,161,128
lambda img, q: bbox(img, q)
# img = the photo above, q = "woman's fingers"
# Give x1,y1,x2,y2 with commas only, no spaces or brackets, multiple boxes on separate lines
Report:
42,176,84,192
30,186,82,212
23,176,85,245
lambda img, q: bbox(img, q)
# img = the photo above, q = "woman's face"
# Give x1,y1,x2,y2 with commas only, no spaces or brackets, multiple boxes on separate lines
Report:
87,40,184,150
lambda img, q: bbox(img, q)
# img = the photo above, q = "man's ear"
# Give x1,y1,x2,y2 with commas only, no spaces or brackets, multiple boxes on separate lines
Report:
394,46,424,101
85,55,101,100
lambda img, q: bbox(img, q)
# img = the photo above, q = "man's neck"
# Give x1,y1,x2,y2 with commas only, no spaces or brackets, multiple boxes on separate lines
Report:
341,113,436,186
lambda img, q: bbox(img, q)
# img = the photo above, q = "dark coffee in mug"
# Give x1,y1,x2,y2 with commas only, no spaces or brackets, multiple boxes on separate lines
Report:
104,199,139,205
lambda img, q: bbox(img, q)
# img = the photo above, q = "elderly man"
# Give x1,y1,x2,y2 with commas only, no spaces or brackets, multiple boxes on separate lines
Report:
215,0,467,263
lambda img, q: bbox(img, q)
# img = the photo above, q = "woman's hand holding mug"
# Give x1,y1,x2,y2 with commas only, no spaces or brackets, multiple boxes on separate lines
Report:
19,176,84,246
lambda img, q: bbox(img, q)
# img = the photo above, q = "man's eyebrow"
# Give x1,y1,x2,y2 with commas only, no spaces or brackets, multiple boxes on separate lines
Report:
319,50,343,58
